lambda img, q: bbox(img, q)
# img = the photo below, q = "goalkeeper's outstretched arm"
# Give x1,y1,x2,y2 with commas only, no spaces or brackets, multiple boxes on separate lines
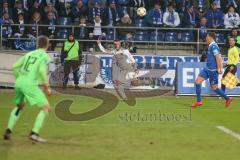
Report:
97,39,113,54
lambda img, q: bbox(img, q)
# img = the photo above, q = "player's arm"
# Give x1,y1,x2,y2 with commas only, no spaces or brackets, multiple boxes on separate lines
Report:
213,46,223,74
97,41,108,53
233,48,239,66
39,59,52,96
97,39,113,54
12,55,25,78
215,54,223,74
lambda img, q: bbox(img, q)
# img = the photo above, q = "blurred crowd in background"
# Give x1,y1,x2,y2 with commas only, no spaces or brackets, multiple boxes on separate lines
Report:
0,0,240,51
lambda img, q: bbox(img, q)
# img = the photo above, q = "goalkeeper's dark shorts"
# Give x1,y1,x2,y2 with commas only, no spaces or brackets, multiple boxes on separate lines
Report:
222,64,237,78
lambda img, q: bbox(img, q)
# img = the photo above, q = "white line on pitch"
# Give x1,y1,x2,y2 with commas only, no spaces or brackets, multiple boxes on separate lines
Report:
216,125,240,140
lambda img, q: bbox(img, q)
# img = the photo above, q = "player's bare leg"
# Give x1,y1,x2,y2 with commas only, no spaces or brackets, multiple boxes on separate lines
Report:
29,105,50,143
3,103,25,140
191,76,205,107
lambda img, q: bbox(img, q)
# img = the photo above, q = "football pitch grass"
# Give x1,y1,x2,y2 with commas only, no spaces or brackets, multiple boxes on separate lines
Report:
0,92,240,160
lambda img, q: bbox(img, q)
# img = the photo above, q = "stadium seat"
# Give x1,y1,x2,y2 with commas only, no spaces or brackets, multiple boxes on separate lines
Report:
135,18,147,27
180,32,194,42
58,29,70,39
106,29,115,40
165,32,178,42
150,32,165,42
134,31,149,41
59,17,72,25
215,33,225,43
117,0,129,5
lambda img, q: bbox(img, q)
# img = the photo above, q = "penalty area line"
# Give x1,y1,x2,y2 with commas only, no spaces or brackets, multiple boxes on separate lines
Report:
216,125,240,141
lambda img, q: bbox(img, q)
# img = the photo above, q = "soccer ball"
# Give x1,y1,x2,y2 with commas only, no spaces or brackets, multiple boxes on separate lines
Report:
137,7,146,17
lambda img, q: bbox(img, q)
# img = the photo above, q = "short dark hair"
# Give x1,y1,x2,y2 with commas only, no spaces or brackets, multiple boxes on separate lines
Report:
37,35,49,49
114,39,120,42
207,32,216,40
228,5,236,11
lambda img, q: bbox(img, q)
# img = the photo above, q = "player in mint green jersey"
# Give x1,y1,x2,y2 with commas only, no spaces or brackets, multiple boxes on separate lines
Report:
3,36,52,143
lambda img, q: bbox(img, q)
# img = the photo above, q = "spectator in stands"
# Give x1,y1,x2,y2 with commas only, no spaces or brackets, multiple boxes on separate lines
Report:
13,1,27,22
2,12,13,38
43,11,58,51
199,17,207,40
75,16,89,51
175,0,193,10
13,13,27,38
131,0,145,7
224,5,240,29
105,0,121,26
88,0,105,8
44,2,58,20
182,5,197,28
145,1,164,27
88,0,105,23
145,0,163,11
116,0,130,17
175,0,186,25
220,0,240,13
1,0,15,8
195,11,204,26
46,0,59,7
91,15,104,39
58,0,73,17
211,0,221,8
28,11,43,38
71,0,88,23
1,1,13,18
117,14,135,40
163,3,180,27
193,0,210,17
2,12,14,48
28,0,46,7
29,0,45,18
206,1,224,28
20,0,28,11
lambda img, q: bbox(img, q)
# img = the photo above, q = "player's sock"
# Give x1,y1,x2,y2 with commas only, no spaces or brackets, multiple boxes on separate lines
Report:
214,88,229,100
32,110,48,134
221,84,226,92
114,84,127,100
7,107,22,131
196,84,202,102
118,85,127,100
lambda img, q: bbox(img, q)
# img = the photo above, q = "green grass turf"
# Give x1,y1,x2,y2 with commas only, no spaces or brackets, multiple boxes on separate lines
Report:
0,92,240,160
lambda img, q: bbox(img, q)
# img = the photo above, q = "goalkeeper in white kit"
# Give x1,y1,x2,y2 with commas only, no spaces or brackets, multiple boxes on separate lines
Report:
97,39,154,100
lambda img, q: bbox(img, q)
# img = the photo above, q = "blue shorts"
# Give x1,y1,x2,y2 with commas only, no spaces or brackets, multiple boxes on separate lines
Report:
199,68,219,85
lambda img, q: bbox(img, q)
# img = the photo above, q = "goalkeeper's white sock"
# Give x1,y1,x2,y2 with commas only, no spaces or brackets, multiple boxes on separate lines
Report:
114,84,127,100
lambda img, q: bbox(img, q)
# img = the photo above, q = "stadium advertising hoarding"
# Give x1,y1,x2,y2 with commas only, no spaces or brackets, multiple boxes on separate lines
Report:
97,55,200,89
176,62,240,95
1,53,232,93
49,53,201,89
